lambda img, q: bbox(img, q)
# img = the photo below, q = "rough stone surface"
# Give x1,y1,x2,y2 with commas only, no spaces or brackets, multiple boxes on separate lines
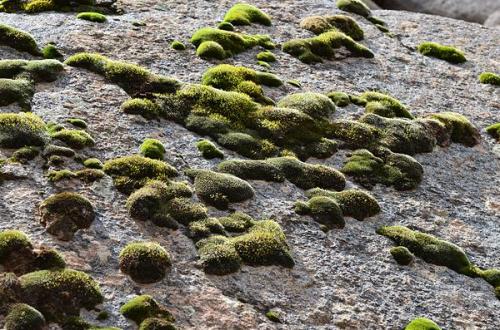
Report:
484,10,500,27
0,1,499,329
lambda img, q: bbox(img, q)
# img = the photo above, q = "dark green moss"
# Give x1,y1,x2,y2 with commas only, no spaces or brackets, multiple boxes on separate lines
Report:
43,144,75,158
75,168,105,183
486,123,500,140
277,92,335,119
120,295,174,325
0,78,34,110
404,317,442,330
77,12,107,23
295,196,345,229
429,112,480,147
390,246,414,265
47,169,76,182
0,112,48,148
0,59,64,82
256,51,276,62
479,72,500,86
216,132,270,159
217,21,234,31
66,118,88,129
0,230,33,268
139,317,176,330
119,242,171,284
4,303,45,330
300,15,364,40
336,0,371,18
50,129,95,149
171,40,185,51
196,139,224,159
83,157,103,169
196,235,242,275
139,138,165,160
11,146,39,163
417,42,466,64
359,91,413,119
0,23,40,55
42,43,63,59
223,3,271,26
327,91,350,107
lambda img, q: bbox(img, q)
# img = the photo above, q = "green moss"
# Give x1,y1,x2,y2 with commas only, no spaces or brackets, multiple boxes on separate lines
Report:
11,146,39,163
479,269,500,287
217,159,284,182
223,3,271,26
196,139,224,159
171,40,185,50
50,129,95,149
120,295,174,325
0,59,64,82
300,15,364,40
0,230,32,265
67,118,88,129
0,78,34,110
417,42,466,64
75,168,105,183
257,61,271,69
24,0,56,13
218,212,254,232
186,169,254,209
43,144,75,158
61,316,122,330
277,92,335,119
19,269,103,321
5,303,45,330
429,112,480,147
256,51,276,62
103,155,178,194
287,79,301,88
139,318,176,330
486,123,500,140
336,0,371,18
295,196,345,229
47,169,76,182
0,23,40,55
139,138,165,160
42,43,63,59
189,218,225,240
389,246,414,265
0,112,48,148
265,310,281,323
282,30,374,64
404,317,442,330
196,235,242,274
359,91,413,119
121,98,161,119
479,72,500,86
327,91,350,107
77,12,106,23
119,242,171,284
83,157,103,169
217,21,234,31
196,41,225,59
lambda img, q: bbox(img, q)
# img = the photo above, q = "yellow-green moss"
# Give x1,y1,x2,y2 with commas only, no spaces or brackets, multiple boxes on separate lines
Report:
336,0,371,18
50,129,95,149
83,157,103,169
0,59,64,82
404,317,442,330
295,196,345,229
11,146,39,163
223,3,271,26
277,92,335,119
389,246,414,265
119,242,171,284
217,21,234,31
429,112,480,147
265,310,281,323
0,23,40,55
42,43,63,59
4,303,45,330
417,42,466,64
0,112,48,148
196,41,226,59
24,0,56,13
66,118,87,129
171,40,185,50
0,79,34,110
196,139,224,159
121,98,161,119
139,138,165,160
359,91,413,119
486,123,500,140
300,15,364,40
0,230,32,264
120,295,174,326
256,51,276,62
479,72,500,86
327,91,350,107
139,317,176,330
77,12,106,23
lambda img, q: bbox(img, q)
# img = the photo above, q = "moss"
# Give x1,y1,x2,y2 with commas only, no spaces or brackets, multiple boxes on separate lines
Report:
50,129,95,149
217,21,234,31
256,51,276,62
429,112,480,147
196,235,242,274
295,196,345,229
189,218,225,240
282,30,374,64
417,42,466,64
390,246,414,265
300,15,364,40
171,40,185,51
11,146,39,163
277,92,335,119
75,168,105,183
404,317,442,330
0,230,33,267
61,316,122,330
196,41,226,60
257,61,271,69
218,212,254,232
119,242,171,284
139,318,176,330
359,91,413,119
327,91,350,107
19,269,103,321
216,132,269,159
47,169,75,181
196,139,224,159
65,53,180,96
486,123,500,140
265,310,281,323
48,154,65,166
120,295,174,325
217,159,284,182
83,157,103,169
287,79,301,88
223,3,271,26
0,59,64,82
4,303,45,330
77,12,106,23
39,192,95,241
97,311,109,321
67,118,88,129
42,145,74,159
0,112,47,148
24,0,56,13
121,98,161,119
187,169,254,209
42,43,63,59
336,0,371,18
139,138,165,160
479,72,500,86
0,78,34,110
32,248,66,271
0,23,40,55
479,269,500,287
103,155,178,194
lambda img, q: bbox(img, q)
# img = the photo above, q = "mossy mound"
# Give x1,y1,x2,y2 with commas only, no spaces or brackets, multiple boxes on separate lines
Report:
0,79,34,110
0,112,48,148
0,0,119,14
0,23,40,55
191,27,274,60
42,43,63,59
417,42,466,64
121,98,161,119
336,0,371,18
171,40,185,51
76,12,107,23
479,72,500,86
39,192,95,241
4,303,45,330
404,317,442,330
327,91,350,107
282,30,374,64
50,129,95,149
139,138,165,160
65,53,180,96
119,242,171,284
11,146,39,164
341,149,423,190
222,3,271,26
66,118,88,129
359,91,413,119
120,295,175,326
428,112,480,147
103,155,178,194
83,157,103,169
186,169,254,209
390,246,414,265
277,92,335,119
47,168,105,183
196,139,224,159
0,59,64,82
43,144,75,158
300,15,364,40
61,316,122,330
486,123,500,141
256,51,276,63
294,196,345,229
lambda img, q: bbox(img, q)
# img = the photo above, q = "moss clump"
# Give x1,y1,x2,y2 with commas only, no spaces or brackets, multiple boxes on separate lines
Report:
50,129,95,149
77,12,107,23
295,196,345,229
120,295,174,326
139,317,176,330
119,242,171,284
336,0,371,17
196,139,224,159
359,91,413,119
11,146,39,163
277,92,335,119
218,212,254,233
257,61,271,69
417,42,466,64
66,118,87,129
0,59,64,82
39,192,95,241
429,112,480,147
404,317,442,330
390,246,414,265
196,235,241,274
121,98,161,119
0,23,40,55
223,3,271,26
0,112,48,148
341,149,423,190
256,51,276,62
19,269,103,321
103,155,178,194
42,43,63,59
83,157,103,169
479,72,500,86
4,303,45,330
171,40,185,51
217,21,234,31
265,310,281,323
196,41,225,60
327,91,350,107
0,230,33,266
139,138,165,160
47,169,76,182
0,79,34,110
65,53,180,97
24,0,55,13
282,30,374,64
300,15,364,40
187,169,254,209
43,144,75,158
486,123,500,141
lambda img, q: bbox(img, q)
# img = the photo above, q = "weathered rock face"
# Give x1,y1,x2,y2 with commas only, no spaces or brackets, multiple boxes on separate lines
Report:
0,0,499,329
374,0,500,24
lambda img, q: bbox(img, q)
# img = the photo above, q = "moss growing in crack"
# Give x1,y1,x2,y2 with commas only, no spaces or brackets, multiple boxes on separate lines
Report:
295,196,345,229
327,91,350,107
223,3,271,26
417,42,466,64
77,12,107,23
139,138,165,160
39,192,95,241
83,157,103,169
103,155,178,194
119,242,171,284
404,317,442,330
196,139,224,159
282,30,374,64
0,112,48,148
428,112,480,147
50,129,95,149
4,303,46,330
186,169,254,209
256,51,276,62
0,78,34,110
359,91,413,119
121,98,161,119
0,23,40,55
300,15,364,40
171,40,185,51
479,72,500,86
277,92,335,119
120,295,174,325
486,123,500,141
66,118,87,129
11,146,39,163
336,0,371,17
217,159,284,182
390,246,414,265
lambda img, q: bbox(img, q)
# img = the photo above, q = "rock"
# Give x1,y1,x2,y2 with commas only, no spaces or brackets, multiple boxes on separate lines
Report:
484,10,500,27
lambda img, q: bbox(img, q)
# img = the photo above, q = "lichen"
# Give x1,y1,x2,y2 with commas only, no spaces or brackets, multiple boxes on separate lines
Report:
196,139,224,159
479,72,500,86
76,12,107,23
417,42,466,64
300,15,364,40
119,242,171,284
139,138,165,160
222,3,271,26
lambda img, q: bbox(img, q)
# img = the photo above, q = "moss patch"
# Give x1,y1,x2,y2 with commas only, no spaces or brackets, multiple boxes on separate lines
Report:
327,91,350,107
139,138,165,160
119,242,171,284
486,123,500,141
196,139,224,159
0,79,34,110
277,92,335,119
0,112,48,148
300,15,364,40
404,317,442,330
222,3,271,26
417,42,466,64
390,246,414,265
66,118,88,129
120,295,174,326
359,91,413,119
76,12,107,23
11,146,39,164
479,72,500,86
0,0,118,14
171,40,185,51
428,112,480,147
4,303,45,330
42,43,63,59
50,129,95,149
83,157,103,169
0,23,40,55
336,0,371,18
256,51,276,62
